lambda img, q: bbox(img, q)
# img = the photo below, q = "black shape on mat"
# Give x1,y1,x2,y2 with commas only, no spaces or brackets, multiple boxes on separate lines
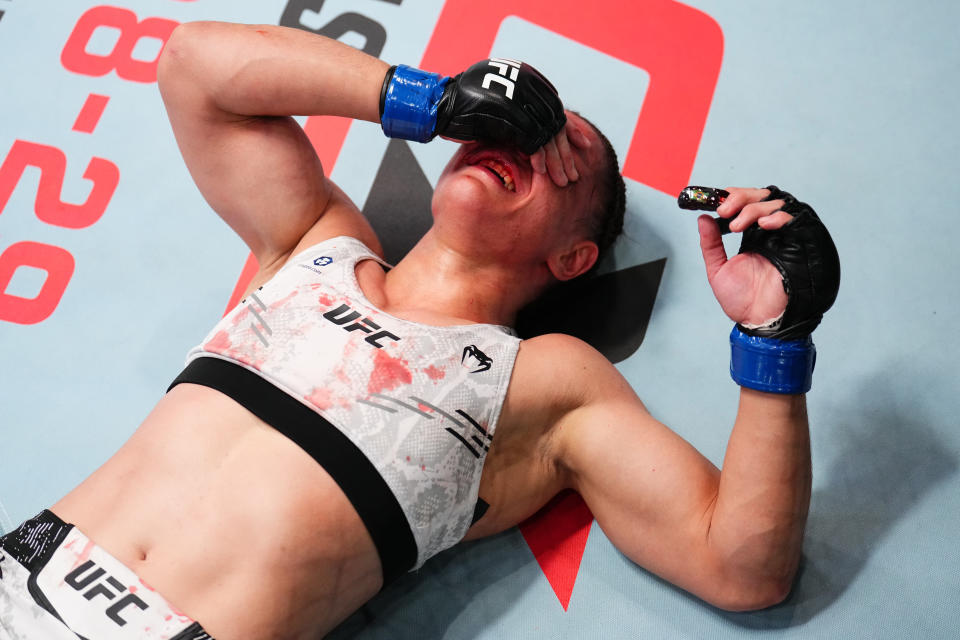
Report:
362,139,434,265
515,259,667,364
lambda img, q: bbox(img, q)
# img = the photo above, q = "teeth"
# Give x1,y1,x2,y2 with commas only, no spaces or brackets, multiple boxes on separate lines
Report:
480,159,515,191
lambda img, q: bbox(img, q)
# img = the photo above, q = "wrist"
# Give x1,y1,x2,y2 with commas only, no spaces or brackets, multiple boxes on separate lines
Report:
379,64,450,143
729,326,815,394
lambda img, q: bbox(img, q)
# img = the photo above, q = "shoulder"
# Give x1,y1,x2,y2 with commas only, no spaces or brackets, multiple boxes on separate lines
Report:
517,332,602,365
513,333,659,473
515,333,631,400
287,181,384,263
492,332,653,496
237,230,383,300
504,333,642,437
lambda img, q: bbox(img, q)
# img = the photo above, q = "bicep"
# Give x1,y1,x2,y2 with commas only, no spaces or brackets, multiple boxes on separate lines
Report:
558,365,728,597
160,64,377,266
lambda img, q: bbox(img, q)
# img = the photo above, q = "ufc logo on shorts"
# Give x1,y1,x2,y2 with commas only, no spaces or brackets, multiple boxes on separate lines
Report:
483,57,521,100
64,559,149,627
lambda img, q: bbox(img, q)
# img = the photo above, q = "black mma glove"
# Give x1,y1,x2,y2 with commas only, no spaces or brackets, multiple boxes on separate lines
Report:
379,58,565,154
738,186,841,340
678,184,841,393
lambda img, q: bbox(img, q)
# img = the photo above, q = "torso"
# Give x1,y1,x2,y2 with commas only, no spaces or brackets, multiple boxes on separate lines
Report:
52,247,570,640
53,383,383,639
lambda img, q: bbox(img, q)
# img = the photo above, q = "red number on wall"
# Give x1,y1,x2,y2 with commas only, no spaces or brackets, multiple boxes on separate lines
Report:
0,140,119,229
61,5,178,83
0,242,75,325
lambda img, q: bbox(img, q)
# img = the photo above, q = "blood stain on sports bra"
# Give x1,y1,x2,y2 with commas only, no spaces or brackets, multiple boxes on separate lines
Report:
367,349,412,395
305,386,335,411
269,289,298,310
317,293,335,306
206,330,232,352
423,365,446,380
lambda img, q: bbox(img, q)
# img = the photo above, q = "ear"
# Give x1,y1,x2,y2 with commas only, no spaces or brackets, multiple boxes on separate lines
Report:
547,240,599,282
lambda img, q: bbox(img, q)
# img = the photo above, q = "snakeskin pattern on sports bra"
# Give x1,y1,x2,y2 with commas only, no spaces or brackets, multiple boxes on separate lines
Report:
184,236,521,569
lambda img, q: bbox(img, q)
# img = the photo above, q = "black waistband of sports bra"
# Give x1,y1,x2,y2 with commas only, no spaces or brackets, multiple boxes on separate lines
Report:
167,356,416,585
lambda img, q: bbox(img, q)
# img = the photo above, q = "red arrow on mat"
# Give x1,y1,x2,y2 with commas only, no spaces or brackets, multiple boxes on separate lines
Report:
519,490,594,611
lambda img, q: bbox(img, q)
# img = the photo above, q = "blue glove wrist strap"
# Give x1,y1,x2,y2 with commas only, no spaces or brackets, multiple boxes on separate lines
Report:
729,326,816,394
380,65,450,143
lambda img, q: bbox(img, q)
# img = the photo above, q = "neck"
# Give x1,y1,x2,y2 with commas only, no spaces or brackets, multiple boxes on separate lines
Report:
382,231,549,327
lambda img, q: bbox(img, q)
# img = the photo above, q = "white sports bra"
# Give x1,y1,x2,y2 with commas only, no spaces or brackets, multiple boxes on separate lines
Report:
171,236,521,577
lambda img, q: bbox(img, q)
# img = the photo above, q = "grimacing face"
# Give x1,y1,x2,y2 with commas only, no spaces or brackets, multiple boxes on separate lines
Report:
431,112,605,273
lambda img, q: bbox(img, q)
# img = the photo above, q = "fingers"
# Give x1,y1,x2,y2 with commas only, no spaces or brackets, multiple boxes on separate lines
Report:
725,199,783,232
554,129,579,182
698,214,728,282
567,118,592,149
542,139,567,186
716,187,771,216
757,210,794,230
530,148,547,175
716,187,794,232
531,118,589,187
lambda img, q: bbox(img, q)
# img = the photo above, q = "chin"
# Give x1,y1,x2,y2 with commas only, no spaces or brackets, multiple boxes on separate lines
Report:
432,173,497,222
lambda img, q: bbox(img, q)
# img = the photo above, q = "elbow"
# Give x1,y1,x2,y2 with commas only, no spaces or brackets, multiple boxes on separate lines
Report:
157,21,214,98
714,581,792,612
157,22,189,97
705,571,796,612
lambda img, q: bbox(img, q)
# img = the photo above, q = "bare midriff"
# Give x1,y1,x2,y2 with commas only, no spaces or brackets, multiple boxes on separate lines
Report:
51,382,384,640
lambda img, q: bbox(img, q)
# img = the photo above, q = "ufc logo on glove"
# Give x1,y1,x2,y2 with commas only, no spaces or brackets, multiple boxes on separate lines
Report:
482,57,522,99
379,56,565,153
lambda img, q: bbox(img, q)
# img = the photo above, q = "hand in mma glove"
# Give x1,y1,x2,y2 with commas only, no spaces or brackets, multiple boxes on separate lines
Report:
691,186,840,393
380,58,566,154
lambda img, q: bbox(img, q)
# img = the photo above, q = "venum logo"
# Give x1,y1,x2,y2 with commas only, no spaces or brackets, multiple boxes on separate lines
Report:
462,345,492,373
323,303,400,348
483,57,521,100
64,559,148,627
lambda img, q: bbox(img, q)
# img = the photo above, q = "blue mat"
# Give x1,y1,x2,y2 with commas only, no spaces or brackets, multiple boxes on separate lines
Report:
2,1,958,638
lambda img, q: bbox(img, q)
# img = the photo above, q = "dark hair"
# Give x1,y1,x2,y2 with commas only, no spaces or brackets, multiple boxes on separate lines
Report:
575,113,626,272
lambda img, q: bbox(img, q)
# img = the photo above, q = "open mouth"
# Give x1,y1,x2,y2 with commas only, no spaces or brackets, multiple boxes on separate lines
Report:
469,157,517,192
458,146,525,194
478,158,515,192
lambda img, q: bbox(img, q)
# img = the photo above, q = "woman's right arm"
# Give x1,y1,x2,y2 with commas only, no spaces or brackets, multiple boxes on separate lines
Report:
157,22,387,269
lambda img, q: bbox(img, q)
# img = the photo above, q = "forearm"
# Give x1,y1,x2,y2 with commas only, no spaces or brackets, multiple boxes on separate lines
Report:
708,388,811,604
159,21,387,121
